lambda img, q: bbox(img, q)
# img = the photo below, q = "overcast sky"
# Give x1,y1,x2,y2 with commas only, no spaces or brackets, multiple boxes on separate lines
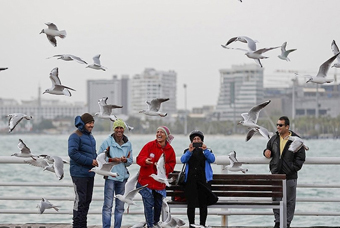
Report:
1,0,340,110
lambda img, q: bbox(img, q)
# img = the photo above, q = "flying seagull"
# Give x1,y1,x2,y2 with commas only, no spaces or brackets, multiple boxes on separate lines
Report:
94,97,123,121
89,152,118,177
238,100,272,141
139,98,169,117
331,40,340,68
38,155,65,180
7,113,33,133
223,151,248,173
222,36,279,68
150,153,173,186
304,53,340,84
287,136,309,152
278,42,297,61
160,198,186,227
43,67,75,96
86,54,107,71
47,54,87,64
37,198,60,214
11,139,37,159
24,157,55,173
40,22,66,47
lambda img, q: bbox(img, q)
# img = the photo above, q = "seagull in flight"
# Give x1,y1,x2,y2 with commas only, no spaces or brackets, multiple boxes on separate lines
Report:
331,40,340,68
11,139,37,159
43,67,75,96
238,100,272,141
24,157,55,173
160,198,186,228
7,113,33,133
278,42,297,61
86,54,107,71
150,153,173,186
37,198,60,214
47,54,87,64
38,155,65,180
304,53,340,84
94,97,122,121
89,152,118,177
222,36,279,67
40,22,66,47
287,136,309,152
223,151,248,173
139,98,169,117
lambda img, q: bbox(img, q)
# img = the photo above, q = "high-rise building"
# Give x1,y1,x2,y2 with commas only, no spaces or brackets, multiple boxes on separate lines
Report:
215,64,264,121
87,75,130,115
131,68,177,117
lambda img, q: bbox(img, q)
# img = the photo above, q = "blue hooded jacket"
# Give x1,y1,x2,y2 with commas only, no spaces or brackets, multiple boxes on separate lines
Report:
68,116,97,177
180,148,215,182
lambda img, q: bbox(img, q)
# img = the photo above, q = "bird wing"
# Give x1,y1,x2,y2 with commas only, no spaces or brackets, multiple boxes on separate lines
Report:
331,40,340,58
46,35,57,47
124,171,140,194
281,42,287,53
125,184,148,200
246,128,257,142
92,54,101,65
69,55,87,64
46,22,58,30
9,114,25,132
18,139,31,154
228,151,238,165
258,126,272,140
254,46,279,54
161,198,171,223
49,67,61,85
317,53,340,78
247,100,271,123
24,157,49,168
102,105,123,115
96,153,107,169
55,84,76,91
150,98,169,111
157,153,167,179
242,36,257,51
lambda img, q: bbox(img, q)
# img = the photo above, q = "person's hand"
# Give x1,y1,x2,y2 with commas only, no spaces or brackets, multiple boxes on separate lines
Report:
188,143,194,152
92,159,98,166
264,149,272,158
108,157,121,163
202,143,207,150
120,156,127,163
145,158,153,165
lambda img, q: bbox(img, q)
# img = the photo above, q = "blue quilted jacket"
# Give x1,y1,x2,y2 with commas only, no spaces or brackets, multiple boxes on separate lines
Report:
68,116,97,177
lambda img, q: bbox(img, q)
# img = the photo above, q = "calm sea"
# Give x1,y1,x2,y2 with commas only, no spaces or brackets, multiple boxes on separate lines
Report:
0,133,339,227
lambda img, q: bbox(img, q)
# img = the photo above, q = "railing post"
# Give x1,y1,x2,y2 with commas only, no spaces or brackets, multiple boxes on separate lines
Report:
220,164,228,226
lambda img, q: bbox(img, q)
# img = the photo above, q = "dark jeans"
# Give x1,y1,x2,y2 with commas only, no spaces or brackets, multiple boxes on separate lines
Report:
71,176,94,228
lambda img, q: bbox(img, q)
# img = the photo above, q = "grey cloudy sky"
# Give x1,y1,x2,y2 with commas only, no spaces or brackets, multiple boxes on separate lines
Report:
1,0,339,110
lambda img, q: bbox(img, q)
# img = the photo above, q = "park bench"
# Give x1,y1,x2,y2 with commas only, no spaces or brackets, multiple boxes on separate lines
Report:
166,173,287,228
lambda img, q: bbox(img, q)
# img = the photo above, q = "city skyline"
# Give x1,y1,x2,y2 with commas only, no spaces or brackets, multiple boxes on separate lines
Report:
1,1,340,111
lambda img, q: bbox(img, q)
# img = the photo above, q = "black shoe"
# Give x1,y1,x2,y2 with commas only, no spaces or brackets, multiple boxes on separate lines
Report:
287,224,290,228
274,222,280,228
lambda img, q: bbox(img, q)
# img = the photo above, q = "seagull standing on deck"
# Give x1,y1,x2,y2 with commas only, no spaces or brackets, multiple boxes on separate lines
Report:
7,113,33,133
238,100,272,141
43,67,75,96
139,98,169,117
40,22,66,47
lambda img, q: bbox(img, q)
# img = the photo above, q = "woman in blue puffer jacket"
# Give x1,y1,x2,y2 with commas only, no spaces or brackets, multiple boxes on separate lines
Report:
68,113,97,228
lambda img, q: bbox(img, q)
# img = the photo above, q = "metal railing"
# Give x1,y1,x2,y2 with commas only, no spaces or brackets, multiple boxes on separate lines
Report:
1,156,340,226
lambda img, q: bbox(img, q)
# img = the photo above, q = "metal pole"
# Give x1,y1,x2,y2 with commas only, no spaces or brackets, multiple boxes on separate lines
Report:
291,78,296,129
184,84,187,135
316,84,319,118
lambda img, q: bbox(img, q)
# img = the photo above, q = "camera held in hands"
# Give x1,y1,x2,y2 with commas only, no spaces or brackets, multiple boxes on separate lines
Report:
193,142,203,148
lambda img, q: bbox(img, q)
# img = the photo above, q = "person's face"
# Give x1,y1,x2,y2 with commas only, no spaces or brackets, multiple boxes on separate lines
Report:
114,126,124,137
192,136,202,143
156,129,167,143
85,121,94,132
276,120,289,135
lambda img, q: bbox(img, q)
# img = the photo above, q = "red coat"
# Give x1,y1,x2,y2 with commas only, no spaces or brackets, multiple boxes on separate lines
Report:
137,140,176,190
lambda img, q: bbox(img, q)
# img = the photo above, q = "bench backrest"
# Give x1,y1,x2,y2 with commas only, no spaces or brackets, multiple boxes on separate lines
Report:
167,173,286,199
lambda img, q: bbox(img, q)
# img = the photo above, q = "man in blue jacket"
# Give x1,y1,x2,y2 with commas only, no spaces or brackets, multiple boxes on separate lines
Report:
68,113,98,228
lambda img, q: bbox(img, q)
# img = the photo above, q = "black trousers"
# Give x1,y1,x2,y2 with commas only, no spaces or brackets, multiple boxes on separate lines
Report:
71,176,94,228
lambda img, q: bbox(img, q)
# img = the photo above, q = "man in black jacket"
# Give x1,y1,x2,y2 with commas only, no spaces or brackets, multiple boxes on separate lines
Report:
264,116,306,228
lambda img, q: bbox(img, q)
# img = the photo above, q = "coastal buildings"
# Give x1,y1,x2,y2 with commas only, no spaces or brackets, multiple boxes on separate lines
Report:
215,64,265,121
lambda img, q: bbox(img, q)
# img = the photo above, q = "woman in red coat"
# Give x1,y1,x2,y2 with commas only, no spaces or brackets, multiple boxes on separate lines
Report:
136,126,176,228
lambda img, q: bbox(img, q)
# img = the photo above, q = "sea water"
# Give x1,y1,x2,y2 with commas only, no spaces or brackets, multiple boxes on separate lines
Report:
0,133,339,226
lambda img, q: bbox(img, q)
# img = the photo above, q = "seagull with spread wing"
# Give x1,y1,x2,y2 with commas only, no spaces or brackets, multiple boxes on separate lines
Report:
43,67,75,96
86,54,107,71
278,42,297,61
37,198,60,214
223,151,248,173
40,22,66,47
89,152,118,177
150,153,173,187
139,98,169,117
11,139,37,159
47,54,87,64
238,100,272,141
94,97,122,121
7,113,33,133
